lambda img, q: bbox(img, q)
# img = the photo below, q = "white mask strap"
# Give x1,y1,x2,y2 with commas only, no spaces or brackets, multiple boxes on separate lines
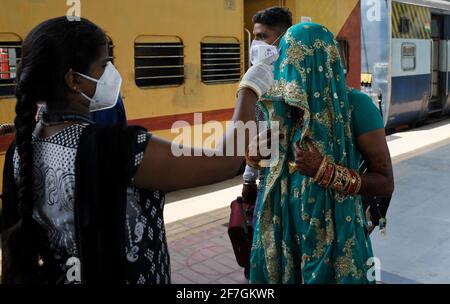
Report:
80,92,96,103
74,71,100,83
73,61,112,85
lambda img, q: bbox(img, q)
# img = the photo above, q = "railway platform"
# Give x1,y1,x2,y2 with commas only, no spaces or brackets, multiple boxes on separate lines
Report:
165,118,450,284
1,119,449,284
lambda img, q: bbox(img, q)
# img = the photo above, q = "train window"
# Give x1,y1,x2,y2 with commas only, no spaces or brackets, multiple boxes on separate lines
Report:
0,38,21,97
134,36,184,88
201,37,241,84
336,38,350,74
402,43,416,71
400,17,410,34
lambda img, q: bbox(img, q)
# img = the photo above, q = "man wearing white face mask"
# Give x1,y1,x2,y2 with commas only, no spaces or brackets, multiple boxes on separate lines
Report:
252,7,292,47
232,6,292,280
241,7,293,210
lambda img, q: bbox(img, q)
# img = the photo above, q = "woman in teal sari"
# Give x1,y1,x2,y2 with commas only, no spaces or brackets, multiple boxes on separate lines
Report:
249,23,394,284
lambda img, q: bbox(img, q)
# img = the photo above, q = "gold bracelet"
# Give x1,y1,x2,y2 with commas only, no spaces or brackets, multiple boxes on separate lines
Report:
313,157,328,183
315,161,361,196
330,164,352,194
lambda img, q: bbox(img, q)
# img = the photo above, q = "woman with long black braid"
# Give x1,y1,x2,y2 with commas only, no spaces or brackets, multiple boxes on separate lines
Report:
1,17,275,284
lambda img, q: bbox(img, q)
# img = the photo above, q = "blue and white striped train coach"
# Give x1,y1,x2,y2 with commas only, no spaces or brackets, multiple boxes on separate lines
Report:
361,0,450,129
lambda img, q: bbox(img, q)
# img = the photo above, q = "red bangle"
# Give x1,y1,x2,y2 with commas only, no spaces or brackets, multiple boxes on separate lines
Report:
346,170,358,194
348,170,362,195
319,163,335,187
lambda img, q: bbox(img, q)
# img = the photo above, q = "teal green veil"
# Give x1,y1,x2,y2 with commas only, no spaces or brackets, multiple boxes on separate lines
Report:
250,23,374,284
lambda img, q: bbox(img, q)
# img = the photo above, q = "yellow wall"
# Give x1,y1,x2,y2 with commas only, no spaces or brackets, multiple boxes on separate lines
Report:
0,0,245,206
0,0,244,124
244,0,280,30
242,0,358,43
0,0,359,127
153,0,361,143
0,0,360,203
284,0,297,19
153,121,229,142
293,0,360,35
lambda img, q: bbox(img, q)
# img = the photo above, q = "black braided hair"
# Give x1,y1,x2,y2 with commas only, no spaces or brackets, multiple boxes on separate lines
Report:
3,16,106,283
14,16,107,221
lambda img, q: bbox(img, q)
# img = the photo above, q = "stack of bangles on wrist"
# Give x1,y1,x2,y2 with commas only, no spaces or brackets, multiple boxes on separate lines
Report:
245,149,261,169
313,157,362,195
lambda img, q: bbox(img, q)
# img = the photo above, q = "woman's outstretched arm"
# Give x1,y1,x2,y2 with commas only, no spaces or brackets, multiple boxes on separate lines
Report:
133,88,259,192
134,62,275,192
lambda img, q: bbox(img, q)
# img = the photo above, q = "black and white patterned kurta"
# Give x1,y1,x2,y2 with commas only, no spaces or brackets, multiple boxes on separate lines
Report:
13,124,170,284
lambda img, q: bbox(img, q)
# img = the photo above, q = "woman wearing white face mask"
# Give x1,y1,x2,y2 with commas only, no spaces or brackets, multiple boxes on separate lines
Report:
73,61,122,112
1,17,275,284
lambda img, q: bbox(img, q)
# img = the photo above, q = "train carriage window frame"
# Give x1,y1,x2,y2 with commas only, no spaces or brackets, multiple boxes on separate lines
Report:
401,42,416,71
0,34,22,97
201,37,241,85
134,35,185,88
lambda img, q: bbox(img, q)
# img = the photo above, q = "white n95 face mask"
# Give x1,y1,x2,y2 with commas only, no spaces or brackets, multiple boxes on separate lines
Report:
250,40,280,66
75,61,122,112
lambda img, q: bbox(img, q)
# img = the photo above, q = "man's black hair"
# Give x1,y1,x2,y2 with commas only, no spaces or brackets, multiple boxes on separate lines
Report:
252,7,293,30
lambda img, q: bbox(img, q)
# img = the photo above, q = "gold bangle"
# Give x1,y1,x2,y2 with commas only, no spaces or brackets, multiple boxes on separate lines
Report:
330,164,352,194
313,157,328,183
346,170,361,195
342,168,352,192
319,162,335,187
